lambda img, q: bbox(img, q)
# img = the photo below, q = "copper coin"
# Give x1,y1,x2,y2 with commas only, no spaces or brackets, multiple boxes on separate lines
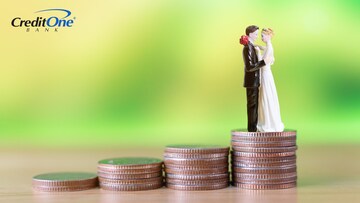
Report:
166,178,229,185
165,163,227,170
231,155,296,163
233,182,297,190
99,176,163,185
165,167,228,175
164,152,229,159
165,173,229,180
232,136,296,142
232,161,296,168
32,179,98,187
32,172,98,189
231,130,297,137
98,157,163,169
231,151,296,158
97,166,162,174
164,157,228,165
232,166,296,174
33,185,98,192
232,146,298,153
232,172,297,179
166,182,229,191
233,177,297,184
97,171,162,180
231,140,296,147
100,182,163,191
165,145,229,154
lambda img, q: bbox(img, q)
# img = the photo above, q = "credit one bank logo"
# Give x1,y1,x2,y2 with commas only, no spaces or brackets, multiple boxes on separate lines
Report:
11,9,75,32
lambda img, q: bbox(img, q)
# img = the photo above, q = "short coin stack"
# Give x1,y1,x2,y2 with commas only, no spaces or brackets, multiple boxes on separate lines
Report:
164,145,230,190
97,157,164,191
231,130,297,190
32,172,98,192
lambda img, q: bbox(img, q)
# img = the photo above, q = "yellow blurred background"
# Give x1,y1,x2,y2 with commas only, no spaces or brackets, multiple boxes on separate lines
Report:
1,0,360,147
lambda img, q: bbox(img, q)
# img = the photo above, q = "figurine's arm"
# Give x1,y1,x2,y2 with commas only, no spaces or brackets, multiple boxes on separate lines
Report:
255,45,265,51
255,46,263,61
263,42,274,65
243,46,266,72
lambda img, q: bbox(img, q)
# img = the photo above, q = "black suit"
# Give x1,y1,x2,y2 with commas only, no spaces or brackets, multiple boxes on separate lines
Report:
242,42,266,132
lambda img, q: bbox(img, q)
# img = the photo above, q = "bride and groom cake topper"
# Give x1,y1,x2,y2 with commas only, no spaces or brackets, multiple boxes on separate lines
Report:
240,25,284,132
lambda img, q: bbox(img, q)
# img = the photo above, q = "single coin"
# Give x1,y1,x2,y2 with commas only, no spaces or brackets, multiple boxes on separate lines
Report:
165,173,229,180
165,145,229,154
165,167,228,175
165,164,227,170
100,182,163,191
232,136,296,142
164,152,228,159
166,178,229,185
231,140,296,147
231,155,296,163
32,172,98,189
231,151,296,158
164,157,228,165
233,182,297,190
166,182,229,191
32,179,97,187
232,172,297,179
98,176,163,185
233,177,297,184
98,157,163,169
232,161,296,168
231,130,297,137
232,166,296,174
97,166,162,174
97,171,162,180
232,146,298,153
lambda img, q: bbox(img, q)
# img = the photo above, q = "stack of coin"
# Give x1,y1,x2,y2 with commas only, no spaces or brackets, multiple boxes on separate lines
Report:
231,130,297,190
32,172,98,192
164,145,230,190
97,157,164,191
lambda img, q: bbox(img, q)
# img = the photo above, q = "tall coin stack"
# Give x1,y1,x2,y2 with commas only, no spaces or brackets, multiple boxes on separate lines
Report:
97,157,164,191
164,145,230,191
231,130,297,190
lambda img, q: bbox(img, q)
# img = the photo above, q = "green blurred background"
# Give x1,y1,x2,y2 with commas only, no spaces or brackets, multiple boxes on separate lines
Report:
1,0,359,147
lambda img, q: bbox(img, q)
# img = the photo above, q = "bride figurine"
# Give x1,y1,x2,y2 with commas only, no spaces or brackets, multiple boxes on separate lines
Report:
255,28,284,132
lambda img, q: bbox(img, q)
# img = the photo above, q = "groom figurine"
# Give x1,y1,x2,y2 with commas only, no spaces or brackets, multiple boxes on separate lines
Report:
241,25,270,132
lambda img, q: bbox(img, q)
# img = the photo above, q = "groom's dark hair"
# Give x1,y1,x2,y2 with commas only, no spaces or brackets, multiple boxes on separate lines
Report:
246,25,259,36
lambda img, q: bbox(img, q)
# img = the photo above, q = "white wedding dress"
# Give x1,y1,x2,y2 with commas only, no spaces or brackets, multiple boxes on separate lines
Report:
256,41,284,132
